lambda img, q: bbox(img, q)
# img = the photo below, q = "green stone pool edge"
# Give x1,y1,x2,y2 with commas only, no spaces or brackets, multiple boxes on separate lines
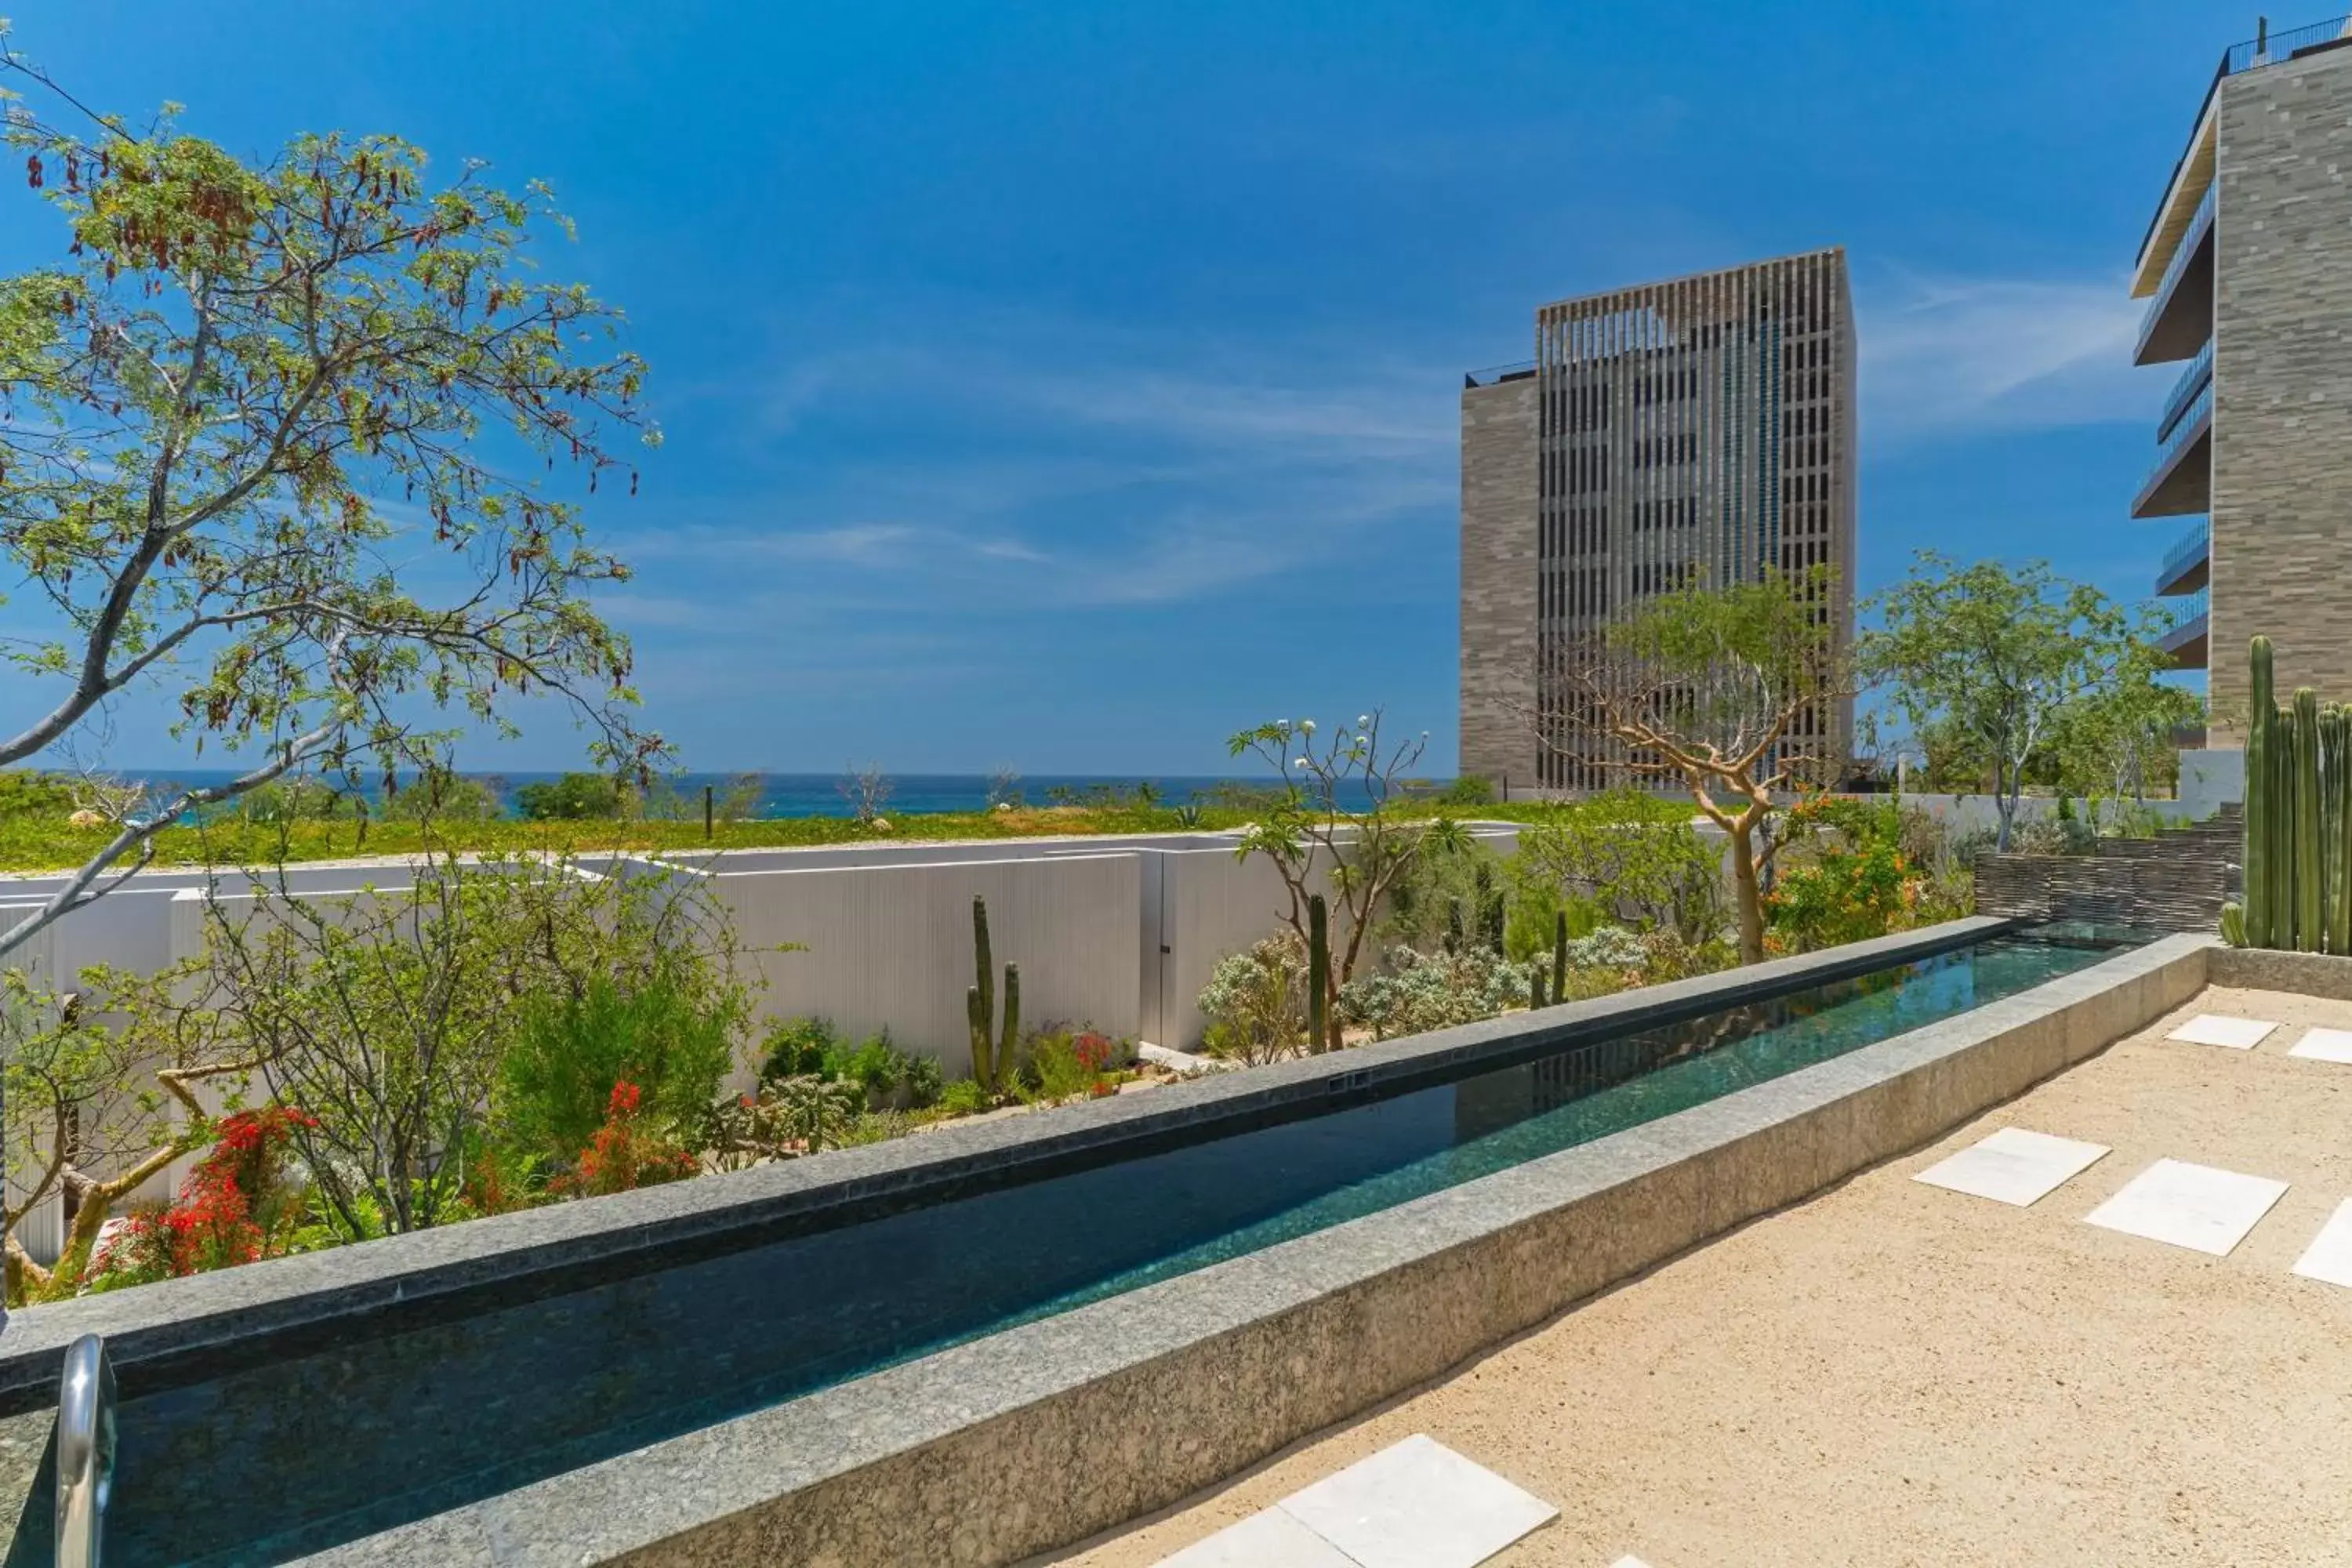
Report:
304,927,2212,1568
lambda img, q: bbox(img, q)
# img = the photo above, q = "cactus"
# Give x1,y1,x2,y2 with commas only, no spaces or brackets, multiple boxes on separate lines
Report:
2337,706,2352,953
2220,901,2247,948
999,961,1020,1078
2245,637,2272,948
1307,893,1331,1052
1444,898,1464,956
1528,958,1550,1010
967,895,1020,1093
2297,688,2323,950
968,896,996,1090
1550,909,1569,1004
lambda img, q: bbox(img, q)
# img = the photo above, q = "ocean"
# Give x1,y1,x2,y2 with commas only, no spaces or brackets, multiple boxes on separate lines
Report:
99,771,1416,819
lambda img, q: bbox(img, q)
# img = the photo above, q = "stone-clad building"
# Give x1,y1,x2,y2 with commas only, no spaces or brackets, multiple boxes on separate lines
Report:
1460,250,1857,796
2134,18,2352,746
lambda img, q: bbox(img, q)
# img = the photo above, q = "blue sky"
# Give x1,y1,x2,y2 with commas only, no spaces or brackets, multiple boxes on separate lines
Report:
3,1,2236,774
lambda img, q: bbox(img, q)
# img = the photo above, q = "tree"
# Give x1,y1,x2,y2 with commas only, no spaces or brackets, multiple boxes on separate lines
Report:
0,42,662,960
1859,554,2150,852
2053,643,2205,826
2,972,265,1301
1524,567,1849,966
1227,710,1439,1048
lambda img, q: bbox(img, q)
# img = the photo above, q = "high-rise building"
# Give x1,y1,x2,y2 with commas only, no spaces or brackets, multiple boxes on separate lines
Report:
2132,16,2352,742
1460,249,1857,796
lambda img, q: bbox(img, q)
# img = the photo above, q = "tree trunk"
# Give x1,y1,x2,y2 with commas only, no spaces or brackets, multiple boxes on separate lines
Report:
1728,818,1767,965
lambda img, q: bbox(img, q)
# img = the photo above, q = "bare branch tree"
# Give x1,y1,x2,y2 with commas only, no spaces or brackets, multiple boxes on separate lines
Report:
1519,567,1850,964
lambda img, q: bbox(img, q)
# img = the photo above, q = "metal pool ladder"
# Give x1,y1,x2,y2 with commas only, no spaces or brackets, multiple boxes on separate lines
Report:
54,1334,114,1568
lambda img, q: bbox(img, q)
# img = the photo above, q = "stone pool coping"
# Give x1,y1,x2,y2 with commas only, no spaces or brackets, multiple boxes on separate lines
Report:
302,927,2210,1566
0,915,2016,1409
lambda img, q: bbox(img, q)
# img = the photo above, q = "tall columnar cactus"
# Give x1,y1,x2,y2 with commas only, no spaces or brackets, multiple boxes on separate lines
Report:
1550,908,1569,1005
2335,706,2352,953
1528,957,1550,1010
2297,688,2324,952
2245,636,2273,948
1307,893,1331,1052
965,895,1018,1093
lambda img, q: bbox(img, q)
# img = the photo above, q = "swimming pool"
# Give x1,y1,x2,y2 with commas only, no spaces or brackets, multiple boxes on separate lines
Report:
3,924,2136,1565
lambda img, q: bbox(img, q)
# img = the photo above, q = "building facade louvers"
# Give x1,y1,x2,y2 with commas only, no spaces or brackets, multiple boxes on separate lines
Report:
1460,248,1857,796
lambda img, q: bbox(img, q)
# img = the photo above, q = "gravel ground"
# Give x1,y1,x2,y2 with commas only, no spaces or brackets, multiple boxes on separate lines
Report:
1041,984,2352,1568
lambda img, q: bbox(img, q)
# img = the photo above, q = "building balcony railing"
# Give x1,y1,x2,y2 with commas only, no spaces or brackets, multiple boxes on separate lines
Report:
1464,361,1536,390
2132,379,2213,518
2159,585,2210,670
2156,340,2215,444
2136,15,2352,287
2136,186,2216,365
2156,517,2209,596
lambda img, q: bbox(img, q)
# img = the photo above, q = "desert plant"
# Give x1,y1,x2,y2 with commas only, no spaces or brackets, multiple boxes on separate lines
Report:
966,896,1020,1094
1197,935,1310,1065
1307,894,1331,1052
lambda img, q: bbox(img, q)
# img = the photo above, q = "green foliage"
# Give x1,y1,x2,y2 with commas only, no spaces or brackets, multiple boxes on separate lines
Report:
2220,901,2247,948
0,69,663,963
1860,553,2169,851
936,1078,991,1116
0,768,80,818
758,1015,838,1082
514,772,623,821
1511,789,1721,943
1440,775,1496,805
1764,797,1969,953
499,968,740,1169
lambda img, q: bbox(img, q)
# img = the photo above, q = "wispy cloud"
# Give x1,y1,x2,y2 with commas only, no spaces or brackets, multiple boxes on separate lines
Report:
1858,272,2149,441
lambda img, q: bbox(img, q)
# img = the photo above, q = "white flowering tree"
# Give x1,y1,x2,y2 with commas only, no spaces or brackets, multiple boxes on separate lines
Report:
1225,710,1446,1051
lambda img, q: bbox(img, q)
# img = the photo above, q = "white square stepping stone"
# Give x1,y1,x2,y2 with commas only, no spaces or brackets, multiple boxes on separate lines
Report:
2291,1199,2352,1289
1276,1433,1556,1568
2085,1158,2288,1257
2288,1027,2352,1064
1913,1127,2111,1207
1155,1507,1359,1568
2167,1014,2279,1050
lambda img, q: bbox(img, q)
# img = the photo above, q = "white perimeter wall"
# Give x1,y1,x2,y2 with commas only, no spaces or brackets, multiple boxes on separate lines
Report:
713,852,1142,1078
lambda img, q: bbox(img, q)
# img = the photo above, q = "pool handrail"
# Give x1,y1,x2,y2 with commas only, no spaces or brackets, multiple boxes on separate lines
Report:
55,1332,114,1568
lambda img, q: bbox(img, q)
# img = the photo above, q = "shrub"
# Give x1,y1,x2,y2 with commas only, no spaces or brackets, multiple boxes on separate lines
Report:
936,1078,991,1116
1440,775,1497,805
759,1015,837,1081
829,1032,942,1111
500,966,741,1170
89,1107,318,1289
554,1082,698,1196
1198,935,1309,1065
513,772,622,820
1513,789,1723,942
1338,945,1526,1040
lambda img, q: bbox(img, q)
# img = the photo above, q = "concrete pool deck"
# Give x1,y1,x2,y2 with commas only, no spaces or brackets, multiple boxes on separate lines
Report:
1052,981,2352,1568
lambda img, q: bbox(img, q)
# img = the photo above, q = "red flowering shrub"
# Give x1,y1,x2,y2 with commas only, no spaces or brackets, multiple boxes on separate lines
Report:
1073,1032,1115,1075
554,1080,699,1198
91,1106,317,1287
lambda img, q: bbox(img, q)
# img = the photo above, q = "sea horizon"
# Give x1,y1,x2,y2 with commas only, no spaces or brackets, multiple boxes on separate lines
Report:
67,769,1457,819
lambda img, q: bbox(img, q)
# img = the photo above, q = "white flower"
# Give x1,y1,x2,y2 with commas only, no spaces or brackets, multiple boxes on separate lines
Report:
1356,714,1370,727
1294,757,1311,769
1301,719,1316,734
1274,718,1289,731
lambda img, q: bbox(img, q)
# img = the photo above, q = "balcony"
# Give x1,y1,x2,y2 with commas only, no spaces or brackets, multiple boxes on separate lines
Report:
2132,378,2212,517
2136,185,2215,366
2159,585,2209,670
2155,340,2214,442
2133,15,2352,297
2156,518,2209,596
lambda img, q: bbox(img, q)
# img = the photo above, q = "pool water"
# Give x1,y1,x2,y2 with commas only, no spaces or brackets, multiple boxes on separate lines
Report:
8,927,2129,1565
